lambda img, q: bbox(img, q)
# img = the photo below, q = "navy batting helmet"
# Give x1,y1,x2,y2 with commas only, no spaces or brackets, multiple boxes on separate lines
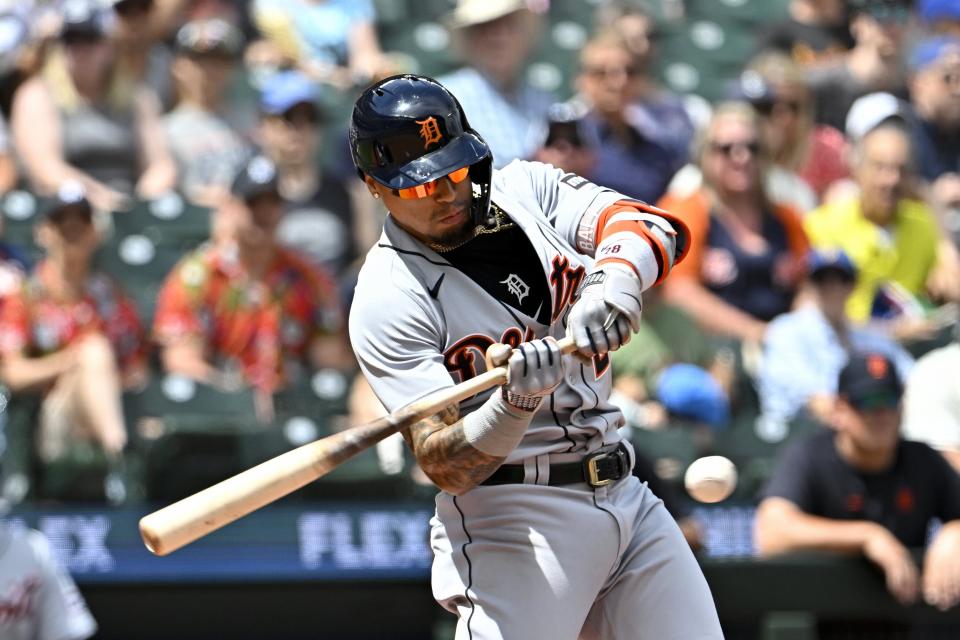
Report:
349,74,494,225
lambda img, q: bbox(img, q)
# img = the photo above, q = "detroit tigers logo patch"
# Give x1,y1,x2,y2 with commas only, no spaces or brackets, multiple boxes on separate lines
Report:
500,273,530,304
416,116,443,149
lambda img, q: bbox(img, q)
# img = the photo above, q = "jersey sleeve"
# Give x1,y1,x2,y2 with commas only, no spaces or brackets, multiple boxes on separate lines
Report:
27,530,98,640
152,258,207,345
0,286,30,356
762,436,818,512
349,262,452,412
496,160,626,251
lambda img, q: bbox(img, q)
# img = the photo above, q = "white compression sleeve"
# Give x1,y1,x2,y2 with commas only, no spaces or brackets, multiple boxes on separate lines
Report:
461,392,535,457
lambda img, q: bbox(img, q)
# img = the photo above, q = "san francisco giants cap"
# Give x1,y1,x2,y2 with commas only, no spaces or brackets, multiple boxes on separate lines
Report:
838,352,903,410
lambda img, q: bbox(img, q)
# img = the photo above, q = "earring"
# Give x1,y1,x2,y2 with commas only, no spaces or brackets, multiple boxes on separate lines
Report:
373,193,380,199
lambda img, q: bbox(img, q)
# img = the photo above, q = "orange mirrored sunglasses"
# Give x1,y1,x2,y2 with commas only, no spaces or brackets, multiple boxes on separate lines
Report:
393,166,470,200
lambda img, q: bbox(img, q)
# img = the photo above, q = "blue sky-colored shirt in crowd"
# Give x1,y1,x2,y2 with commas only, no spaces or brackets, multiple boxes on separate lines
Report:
759,305,914,423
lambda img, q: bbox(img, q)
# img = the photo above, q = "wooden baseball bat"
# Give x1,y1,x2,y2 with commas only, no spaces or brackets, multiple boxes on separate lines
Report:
139,336,577,556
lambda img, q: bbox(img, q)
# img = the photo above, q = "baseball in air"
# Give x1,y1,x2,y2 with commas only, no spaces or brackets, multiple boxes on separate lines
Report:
684,456,738,503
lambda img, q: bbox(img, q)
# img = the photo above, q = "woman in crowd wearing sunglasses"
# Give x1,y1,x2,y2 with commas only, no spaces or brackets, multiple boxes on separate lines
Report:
657,103,809,344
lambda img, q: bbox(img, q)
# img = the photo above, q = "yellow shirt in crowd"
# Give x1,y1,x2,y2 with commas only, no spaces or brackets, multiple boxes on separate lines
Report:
804,198,940,322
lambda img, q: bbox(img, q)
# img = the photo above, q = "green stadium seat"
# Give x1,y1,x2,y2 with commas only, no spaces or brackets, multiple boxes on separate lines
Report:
0,389,40,504
110,193,211,250
126,374,259,420
0,189,42,252
126,375,263,502
271,369,411,499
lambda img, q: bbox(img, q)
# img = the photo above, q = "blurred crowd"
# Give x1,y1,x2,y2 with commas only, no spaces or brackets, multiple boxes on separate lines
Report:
0,0,957,611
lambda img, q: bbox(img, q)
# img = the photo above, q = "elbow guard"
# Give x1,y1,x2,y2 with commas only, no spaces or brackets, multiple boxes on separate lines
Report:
589,200,691,289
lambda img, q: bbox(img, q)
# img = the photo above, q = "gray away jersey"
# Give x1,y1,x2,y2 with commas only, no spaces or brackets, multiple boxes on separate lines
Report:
350,160,635,463
0,525,97,640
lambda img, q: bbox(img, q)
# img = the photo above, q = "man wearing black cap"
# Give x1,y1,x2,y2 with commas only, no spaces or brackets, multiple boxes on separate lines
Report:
0,182,146,501
756,352,960,610
153,156,349,420
163,18,251,207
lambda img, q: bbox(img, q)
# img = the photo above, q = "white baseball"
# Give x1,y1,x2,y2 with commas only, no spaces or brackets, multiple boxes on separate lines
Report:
684,456,737,503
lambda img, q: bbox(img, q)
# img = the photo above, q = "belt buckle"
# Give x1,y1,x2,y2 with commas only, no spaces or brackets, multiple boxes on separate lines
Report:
584,450,615,488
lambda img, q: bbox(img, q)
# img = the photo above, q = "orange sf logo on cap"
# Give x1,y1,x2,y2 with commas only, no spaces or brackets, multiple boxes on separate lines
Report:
866,354,888,379
416,116,443,149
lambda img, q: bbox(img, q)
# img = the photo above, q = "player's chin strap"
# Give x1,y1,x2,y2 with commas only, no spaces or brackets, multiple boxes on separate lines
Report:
577,199,691,290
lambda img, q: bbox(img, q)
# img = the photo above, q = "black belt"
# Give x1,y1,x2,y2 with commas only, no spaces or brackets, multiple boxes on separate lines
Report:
480,443,632,488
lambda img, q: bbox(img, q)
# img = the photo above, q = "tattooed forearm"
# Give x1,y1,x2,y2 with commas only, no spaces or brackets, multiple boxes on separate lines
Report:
403,409,506,495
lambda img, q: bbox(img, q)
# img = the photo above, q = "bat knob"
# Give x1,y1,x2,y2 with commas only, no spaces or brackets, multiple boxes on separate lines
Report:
485,342,513,371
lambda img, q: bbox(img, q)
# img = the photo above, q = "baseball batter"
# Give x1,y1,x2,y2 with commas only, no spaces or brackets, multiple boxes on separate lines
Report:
349,75,723,639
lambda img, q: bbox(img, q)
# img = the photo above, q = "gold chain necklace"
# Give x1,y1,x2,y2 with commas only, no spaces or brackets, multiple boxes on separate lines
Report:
426,203,516,253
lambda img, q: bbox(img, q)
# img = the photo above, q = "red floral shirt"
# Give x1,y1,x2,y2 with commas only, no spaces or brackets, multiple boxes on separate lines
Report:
0,261,147,374
153,243,343,392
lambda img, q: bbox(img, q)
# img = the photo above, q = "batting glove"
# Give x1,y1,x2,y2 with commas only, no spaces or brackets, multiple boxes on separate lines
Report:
566,263,642,359
490,338,564,412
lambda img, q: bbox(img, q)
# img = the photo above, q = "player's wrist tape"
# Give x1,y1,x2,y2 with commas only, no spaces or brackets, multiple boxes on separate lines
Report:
462,391,536,457
501,387,543,412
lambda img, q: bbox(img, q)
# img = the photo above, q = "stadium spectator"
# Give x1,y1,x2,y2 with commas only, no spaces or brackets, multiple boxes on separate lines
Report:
110,0,175,109
0,507,98,640
756,352,960,610
805,0,911,133
670,54,839,213
164,18,251,207
153,156,349,422
611,285,733,431
250,0,388,90
758,249,913,426
659,103,809,344
906,36,960,203
11,0,176,212
593,0,662,62
803,122,958,335
439,0,554,168
532,102,596,181
256,70,358,278
756,0,852,68
0,183,146,497
745,52,849,204
903,323,960,473
574,29,692,203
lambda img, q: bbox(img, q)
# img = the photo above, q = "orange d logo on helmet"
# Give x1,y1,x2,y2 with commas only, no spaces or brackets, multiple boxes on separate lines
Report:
416,116,443,149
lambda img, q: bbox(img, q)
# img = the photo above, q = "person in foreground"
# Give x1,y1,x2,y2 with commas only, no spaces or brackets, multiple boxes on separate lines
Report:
755,352,960,610
347,75,723,639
